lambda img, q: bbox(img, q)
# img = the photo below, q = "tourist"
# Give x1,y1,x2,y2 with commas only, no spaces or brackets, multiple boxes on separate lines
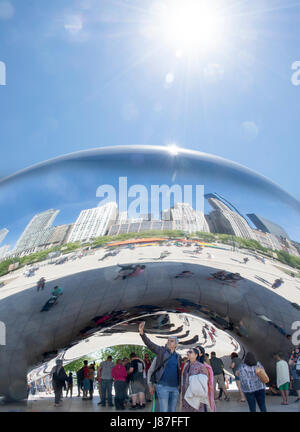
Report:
112,359,128,410
122,358,131,403
128,352,146,409
230,353,246,402
139,321,182,412
99,356,114,407
82,360,91,400
289,345,300,409
210,352,230,401
196,346,216,412
181,348,209,412
51,359,68,407
65,372,73,397
76,365,84,397
147,356,159,411
243,257,249,264
88,363,95,400
52,285,63,297
144,353,152,402
211,271,227,280
96,364,103,405
115,265,146,280
37,277,46,291
236,352,267,412
272,278,284,289
274,352,290,405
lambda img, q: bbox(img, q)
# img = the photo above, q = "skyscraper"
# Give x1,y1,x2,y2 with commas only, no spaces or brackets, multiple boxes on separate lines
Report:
0,244,10,261
247,214,289,239
205,194,256,240
162,202,209,233
68,202,118,243
14,209,59,253
0,228,8,245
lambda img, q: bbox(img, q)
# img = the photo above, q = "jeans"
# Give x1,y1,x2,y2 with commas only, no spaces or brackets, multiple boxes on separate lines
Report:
244,389,267,412
53,382,63,405
101,379,113,405
114,381,127,409
155,384,179,412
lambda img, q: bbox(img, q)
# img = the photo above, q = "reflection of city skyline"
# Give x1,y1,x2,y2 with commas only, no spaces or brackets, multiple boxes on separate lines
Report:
0,192,299,261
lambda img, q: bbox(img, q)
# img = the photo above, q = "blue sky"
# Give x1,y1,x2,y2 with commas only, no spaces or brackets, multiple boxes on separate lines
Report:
0,0,300,245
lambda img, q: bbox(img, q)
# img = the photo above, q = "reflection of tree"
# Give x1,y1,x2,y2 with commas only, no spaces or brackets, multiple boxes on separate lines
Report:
99,345,155,362
64,345,155,374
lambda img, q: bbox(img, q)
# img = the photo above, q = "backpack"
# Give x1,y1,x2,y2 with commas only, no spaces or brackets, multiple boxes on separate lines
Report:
77,367,84,381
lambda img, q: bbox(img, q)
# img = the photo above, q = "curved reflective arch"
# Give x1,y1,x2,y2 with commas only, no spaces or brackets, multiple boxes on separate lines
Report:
0,146,299,401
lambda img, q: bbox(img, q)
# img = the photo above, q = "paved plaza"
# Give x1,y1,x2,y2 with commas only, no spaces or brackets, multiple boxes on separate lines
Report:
0,389,299,412
0,242,299,403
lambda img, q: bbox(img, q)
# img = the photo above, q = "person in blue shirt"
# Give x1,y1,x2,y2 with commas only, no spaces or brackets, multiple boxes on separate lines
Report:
139,322,181,412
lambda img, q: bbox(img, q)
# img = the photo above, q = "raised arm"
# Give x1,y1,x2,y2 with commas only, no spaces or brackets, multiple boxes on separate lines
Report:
138,322,161,355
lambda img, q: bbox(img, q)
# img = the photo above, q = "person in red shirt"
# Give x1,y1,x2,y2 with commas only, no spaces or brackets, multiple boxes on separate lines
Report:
112,359,128,410
82,360,91,400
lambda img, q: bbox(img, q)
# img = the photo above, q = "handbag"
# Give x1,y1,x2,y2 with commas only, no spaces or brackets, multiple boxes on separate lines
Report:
256,366,269,384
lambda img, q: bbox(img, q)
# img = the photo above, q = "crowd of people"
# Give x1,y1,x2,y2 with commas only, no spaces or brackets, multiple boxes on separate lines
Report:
47,321,300,413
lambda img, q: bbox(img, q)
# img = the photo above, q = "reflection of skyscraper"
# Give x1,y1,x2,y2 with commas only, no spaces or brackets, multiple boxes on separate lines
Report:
0,244,10,261
68,203,118,243
162,203,209,234
14,209,59,254
247,214,289,239
205,194,256,240
0,228,8,245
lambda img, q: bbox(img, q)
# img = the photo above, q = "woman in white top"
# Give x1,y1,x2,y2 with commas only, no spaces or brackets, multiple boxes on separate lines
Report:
274,352,290,405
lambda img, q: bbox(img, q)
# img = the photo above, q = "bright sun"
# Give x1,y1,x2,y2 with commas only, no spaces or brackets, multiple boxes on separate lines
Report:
156,0,225,53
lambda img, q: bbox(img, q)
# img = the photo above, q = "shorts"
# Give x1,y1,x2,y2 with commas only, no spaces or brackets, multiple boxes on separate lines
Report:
279,382,289,391
130,380,145,395
83,378,90,391
292,378,300,391
235,377,240,382
214,374,226,390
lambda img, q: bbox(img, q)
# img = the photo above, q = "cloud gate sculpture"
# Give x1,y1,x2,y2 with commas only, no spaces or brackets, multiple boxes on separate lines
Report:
0,145,299,402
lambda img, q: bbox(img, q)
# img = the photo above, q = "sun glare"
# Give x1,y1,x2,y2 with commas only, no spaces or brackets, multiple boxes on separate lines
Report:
157,0,225,53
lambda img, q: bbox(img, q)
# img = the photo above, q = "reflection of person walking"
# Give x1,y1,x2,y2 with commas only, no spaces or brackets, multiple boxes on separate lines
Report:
66,372,73,397
51,359,68,407
37,277,46,292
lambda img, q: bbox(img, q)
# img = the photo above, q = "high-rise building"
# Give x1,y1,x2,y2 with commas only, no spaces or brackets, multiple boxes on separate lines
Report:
0,228,8,245
14,209,59,254
162,203,209,234
108,219,173,236
247,214,289,240
68,203,118,243
205,194,256,240
0,244,10,261
36,224,74,249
